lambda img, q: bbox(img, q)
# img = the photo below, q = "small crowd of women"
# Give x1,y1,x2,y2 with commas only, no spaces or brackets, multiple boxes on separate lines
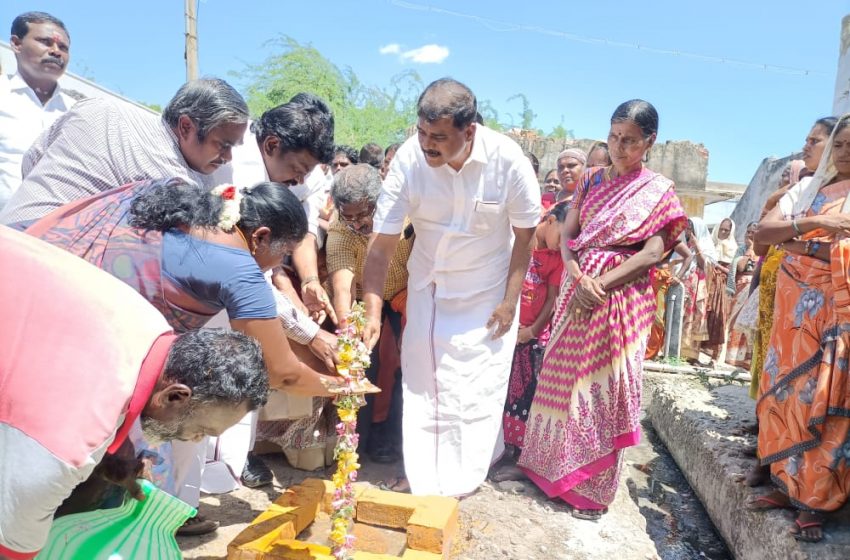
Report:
496,100,850,543
741,114,850,543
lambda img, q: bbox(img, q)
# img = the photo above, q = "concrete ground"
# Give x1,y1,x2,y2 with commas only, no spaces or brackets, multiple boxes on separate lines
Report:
647,371,850,560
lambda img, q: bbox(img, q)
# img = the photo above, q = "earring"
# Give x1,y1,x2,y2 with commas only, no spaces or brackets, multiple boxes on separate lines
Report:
642,149,651,163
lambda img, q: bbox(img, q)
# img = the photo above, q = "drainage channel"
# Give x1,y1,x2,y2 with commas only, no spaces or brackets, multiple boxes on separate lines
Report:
625,412,731,560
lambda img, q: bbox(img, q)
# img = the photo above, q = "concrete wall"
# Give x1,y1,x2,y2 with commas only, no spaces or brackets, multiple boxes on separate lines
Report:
729,153,800,242
511,133,709,194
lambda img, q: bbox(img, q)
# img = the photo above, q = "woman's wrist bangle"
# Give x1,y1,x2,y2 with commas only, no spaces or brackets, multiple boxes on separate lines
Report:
792,219,803,236
574,272,585,284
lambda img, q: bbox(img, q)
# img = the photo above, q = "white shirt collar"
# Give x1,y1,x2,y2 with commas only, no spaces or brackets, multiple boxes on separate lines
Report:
8,71,64,104
468,125,488,165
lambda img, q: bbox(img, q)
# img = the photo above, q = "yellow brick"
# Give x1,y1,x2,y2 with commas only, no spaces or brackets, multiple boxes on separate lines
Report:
273,483,323,534
228,511,298,558
265,539,334,560
355,488,420,529
406,496,459,556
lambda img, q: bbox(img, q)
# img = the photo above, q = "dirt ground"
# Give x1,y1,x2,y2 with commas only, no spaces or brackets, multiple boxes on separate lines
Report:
178,449,661,560
179,379,730,560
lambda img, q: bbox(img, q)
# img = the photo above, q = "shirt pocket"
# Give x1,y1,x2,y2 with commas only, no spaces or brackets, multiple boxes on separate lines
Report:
468,199,505,233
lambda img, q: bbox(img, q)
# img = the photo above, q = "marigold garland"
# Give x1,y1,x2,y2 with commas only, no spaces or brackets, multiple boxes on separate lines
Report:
328,302,374,560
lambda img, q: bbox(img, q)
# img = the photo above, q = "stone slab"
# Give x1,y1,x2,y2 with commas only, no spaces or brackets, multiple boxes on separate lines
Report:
646,372,850,560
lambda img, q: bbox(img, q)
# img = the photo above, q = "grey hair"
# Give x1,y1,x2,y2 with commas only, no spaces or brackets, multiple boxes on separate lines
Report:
162,78,249,141
331,164,382,208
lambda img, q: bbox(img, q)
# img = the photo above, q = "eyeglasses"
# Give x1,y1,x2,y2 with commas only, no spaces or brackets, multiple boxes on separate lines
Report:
339,204,376,232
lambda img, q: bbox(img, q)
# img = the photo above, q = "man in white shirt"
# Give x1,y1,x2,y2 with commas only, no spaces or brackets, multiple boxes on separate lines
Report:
362,78,541,497
212,93,339,334
0,11,76,210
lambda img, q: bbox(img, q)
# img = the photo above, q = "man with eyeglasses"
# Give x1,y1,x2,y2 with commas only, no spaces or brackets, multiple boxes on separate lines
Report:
327,164,412,464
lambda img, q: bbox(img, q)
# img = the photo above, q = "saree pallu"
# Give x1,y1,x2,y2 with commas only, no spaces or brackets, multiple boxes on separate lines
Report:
25,179,217,332
680,269,708,361
645,267,672,360
518,167,687,510
749,247,785,399
503,339,545,447
756,179,850,512
703,264,732,352
725,272,754,368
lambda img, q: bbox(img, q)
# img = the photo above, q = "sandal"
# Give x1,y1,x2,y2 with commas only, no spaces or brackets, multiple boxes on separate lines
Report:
176,514,219,536
489,464,527,483
570,507,608,521
378,477,410,493
790,511,824,543
745,491,792,511
241,452,273,488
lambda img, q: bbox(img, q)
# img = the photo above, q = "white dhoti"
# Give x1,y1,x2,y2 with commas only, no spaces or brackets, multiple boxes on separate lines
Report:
401,283,518,496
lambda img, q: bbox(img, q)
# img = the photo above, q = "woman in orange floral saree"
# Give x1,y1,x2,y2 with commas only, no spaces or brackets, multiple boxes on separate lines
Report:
752,114,850,542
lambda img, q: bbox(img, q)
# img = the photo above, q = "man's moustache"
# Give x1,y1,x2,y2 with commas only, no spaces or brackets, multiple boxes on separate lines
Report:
42,57,65,67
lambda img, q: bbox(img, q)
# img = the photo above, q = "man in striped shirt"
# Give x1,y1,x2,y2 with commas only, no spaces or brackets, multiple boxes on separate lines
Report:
0,77,248,228
0,226,270,560
0,78,328,535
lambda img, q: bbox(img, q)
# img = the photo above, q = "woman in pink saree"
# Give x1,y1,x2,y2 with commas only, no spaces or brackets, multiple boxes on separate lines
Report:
518,100,687,519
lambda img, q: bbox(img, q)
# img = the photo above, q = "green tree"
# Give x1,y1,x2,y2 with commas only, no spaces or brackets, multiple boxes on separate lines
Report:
549,116,574,139
140,102,162,113
233,36,421,148
506,93,536,130
477,99,503,131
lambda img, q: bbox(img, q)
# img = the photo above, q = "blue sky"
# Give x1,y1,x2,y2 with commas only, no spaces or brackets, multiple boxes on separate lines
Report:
2,1,846,184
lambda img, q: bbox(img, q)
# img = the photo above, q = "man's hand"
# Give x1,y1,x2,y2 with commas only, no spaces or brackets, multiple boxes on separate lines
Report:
97,441,154,502
302,280,338,325
362,313,382,351
309,329,339,373
486,301,516,340
271,267,309,315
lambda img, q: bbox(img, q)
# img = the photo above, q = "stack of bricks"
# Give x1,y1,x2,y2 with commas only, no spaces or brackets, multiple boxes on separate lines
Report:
227,479,459,560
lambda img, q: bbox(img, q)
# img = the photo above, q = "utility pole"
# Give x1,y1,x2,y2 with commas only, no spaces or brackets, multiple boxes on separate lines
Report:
184,0,199,81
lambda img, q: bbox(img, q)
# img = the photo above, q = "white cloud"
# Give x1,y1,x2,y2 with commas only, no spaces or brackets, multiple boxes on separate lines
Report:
400,44,450,64
379,42,450,64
